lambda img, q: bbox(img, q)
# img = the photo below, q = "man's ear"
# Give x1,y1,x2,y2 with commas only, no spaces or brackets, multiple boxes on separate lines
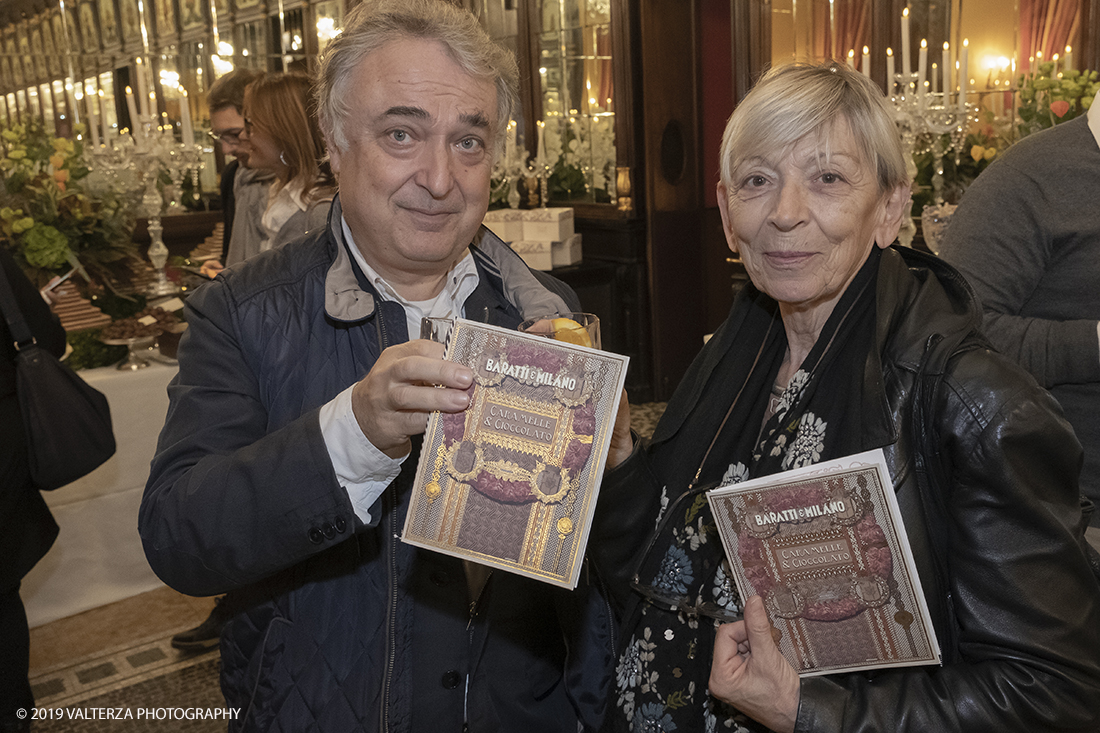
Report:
874,183,911,249
717,182,739,255
325,134,342,175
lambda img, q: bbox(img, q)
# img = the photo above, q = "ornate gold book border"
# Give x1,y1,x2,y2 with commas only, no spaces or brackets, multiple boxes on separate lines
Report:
708,449,941,677
403,319,630,589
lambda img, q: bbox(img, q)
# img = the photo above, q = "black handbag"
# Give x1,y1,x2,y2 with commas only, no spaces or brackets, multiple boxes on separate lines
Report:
0,261,116,489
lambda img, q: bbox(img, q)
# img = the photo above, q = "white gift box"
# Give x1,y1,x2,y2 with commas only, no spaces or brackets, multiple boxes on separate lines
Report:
511,240,553,271
551,233,583,268
522,207,574,242
482,209,525,243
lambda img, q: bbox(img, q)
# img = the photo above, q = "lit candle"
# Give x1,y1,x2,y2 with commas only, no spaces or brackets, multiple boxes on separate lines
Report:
942,42,951,105
886,48,895,93
1052,52,1060,76
847,49,856,70
124,85,141,138
1064,45,1073,72
1036,50,1043,74
87,92,100,147
1029,55,1036,75
918,39,928,99
134,58,149,118
98,90,110,145
65,83,80,126
958,39,969,112
901,8,911,80
180,88,194,144
862,46,871,77
146,64,157,117
536,120,546,171
505,120,515,166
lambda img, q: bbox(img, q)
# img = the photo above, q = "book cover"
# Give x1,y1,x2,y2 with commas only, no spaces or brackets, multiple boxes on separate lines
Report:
402,318,629,589
707,449,940,676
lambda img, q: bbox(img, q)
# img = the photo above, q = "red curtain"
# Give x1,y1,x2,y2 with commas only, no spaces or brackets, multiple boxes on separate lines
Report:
1019,0,1081,69
812,0,870,62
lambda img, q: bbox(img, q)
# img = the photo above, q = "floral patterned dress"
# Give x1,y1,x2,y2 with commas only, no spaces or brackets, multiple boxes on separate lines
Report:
613,371,830,733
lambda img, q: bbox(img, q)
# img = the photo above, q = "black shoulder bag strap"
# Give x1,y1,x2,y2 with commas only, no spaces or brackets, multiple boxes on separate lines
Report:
0,256,38,350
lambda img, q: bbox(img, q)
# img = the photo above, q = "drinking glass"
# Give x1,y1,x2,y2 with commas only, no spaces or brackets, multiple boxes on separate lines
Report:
518,312,601,349
420,316,455,344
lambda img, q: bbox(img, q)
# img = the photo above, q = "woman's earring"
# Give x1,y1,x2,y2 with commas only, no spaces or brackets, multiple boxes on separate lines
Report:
280,151,289,166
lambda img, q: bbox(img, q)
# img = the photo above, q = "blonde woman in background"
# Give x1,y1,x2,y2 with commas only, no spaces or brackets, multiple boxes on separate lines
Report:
204,72,335,272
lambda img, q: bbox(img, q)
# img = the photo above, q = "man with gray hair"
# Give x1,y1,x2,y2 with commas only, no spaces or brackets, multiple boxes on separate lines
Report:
140,1,613,730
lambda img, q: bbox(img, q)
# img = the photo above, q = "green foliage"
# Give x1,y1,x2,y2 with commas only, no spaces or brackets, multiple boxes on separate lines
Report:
549,158,589,201
65,328,127,371
0,120,141,289
910,68,1096,215
21,223,70,269
1016,65,1100,138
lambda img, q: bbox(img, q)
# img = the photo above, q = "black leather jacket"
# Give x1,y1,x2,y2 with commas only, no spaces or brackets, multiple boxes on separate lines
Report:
593,246,1100,732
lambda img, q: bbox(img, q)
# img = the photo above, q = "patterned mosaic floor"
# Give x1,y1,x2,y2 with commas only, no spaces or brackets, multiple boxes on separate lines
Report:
28,634,223,732
629,401,667,441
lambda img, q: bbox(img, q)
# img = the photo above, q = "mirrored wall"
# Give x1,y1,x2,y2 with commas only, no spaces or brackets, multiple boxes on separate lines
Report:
467,0,620,207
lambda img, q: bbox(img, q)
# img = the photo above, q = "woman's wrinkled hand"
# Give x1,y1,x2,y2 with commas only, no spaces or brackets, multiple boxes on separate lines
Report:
710,594,800,733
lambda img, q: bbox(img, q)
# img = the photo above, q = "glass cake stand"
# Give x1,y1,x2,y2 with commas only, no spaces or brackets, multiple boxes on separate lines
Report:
101,336,158,371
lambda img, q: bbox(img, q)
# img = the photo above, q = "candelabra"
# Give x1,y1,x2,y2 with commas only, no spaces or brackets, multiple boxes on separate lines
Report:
491,142,554,208
90,114,204,297
535,160,551,208
891,75,973,253
891,74,973,201
491,145,528,209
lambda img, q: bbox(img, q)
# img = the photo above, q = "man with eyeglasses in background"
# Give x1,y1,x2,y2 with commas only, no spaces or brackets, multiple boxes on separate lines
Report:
198,67,268,278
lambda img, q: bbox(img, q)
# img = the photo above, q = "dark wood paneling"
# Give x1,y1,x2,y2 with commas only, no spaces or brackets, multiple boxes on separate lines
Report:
556,216,652,401
647,209,705,399
702,206,739,334
611,0,639,174
702,0,733,208
639,0,706,400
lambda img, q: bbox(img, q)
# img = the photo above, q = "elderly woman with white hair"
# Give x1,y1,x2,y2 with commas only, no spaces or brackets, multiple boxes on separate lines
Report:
593,61,1100,732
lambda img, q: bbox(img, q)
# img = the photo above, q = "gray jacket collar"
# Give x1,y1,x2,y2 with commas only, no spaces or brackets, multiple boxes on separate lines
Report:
324,195,570,323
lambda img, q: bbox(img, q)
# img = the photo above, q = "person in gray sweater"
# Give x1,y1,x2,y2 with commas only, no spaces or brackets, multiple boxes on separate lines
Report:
939,91,1100,527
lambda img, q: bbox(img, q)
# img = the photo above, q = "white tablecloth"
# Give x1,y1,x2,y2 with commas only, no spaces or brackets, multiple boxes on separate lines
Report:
22,361,178,628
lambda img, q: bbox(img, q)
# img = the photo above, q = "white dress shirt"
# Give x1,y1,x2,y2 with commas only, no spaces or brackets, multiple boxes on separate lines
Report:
318,215,480,523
